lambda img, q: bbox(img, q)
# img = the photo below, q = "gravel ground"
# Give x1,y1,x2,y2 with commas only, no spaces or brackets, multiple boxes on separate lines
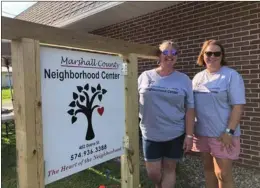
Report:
137,143,260,188
176,155,260,188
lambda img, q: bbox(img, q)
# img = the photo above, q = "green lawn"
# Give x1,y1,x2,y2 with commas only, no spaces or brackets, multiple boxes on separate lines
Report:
2,88,13,103
1,122,155,188
2,122,193,188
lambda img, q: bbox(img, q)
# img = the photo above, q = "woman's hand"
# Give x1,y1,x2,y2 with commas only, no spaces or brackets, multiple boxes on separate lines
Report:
183,136,193,153
218,133,234,153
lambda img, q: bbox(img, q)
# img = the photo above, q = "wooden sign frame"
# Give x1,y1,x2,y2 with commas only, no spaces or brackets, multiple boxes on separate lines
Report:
2,16,158,188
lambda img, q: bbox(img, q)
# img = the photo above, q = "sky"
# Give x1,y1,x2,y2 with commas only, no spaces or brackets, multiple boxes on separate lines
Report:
2,1,37,18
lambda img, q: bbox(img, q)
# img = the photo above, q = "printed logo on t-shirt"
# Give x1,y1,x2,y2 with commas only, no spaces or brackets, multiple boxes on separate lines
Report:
209,87,220,93
194,84,221,94
170,88,180,94
148,80,155,87
147,85,179,95
194,83,210,93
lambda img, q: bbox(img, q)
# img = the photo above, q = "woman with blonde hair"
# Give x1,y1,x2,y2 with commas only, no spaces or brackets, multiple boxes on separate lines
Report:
192,39,246,188
138,40,195,188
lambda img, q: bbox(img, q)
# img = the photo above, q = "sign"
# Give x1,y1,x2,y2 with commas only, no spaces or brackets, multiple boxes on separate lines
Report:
40,46,125,185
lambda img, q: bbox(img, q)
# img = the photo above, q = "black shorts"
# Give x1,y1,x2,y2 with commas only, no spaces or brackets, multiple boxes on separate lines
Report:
142,134,185,162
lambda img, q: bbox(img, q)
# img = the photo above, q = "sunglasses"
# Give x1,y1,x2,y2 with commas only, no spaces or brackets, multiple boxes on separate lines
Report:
204,51,222,57
162,49,178,56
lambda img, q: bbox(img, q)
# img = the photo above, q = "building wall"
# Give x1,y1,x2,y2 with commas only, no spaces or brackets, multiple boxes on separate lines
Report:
92,1,260,168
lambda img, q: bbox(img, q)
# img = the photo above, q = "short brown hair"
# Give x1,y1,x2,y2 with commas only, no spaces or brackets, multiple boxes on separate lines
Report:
197,40,227,66
156,40,179,56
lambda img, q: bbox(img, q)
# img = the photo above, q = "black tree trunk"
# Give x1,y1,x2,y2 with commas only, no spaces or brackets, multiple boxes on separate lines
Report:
85,115,95,140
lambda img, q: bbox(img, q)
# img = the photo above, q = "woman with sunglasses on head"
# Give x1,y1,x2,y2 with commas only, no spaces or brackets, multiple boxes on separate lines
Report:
138,40,195,188
192,39,246,188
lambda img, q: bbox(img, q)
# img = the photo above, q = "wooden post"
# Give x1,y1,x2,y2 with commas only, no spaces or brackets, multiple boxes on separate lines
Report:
121,54,140,188
11,38,44,188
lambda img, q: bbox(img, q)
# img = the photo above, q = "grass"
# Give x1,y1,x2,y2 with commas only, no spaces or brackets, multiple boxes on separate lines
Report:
1,88,13,103
1,122,155,188
1,122,121,188
1,121,193,188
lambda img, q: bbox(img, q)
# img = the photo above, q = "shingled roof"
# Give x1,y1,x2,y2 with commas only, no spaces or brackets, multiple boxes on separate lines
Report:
16,1,110,26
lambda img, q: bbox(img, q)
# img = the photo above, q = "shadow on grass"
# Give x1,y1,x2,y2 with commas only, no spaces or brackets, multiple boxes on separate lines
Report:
2,122,194,188
1,122,123,188
1,123,150,188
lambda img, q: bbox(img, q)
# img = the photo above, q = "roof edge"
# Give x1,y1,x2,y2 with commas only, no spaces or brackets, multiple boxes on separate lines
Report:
54,1,124,28
15,2,38,18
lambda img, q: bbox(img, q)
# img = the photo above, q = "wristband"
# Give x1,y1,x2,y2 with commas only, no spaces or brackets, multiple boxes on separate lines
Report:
225,128,235,135
186,134,193,139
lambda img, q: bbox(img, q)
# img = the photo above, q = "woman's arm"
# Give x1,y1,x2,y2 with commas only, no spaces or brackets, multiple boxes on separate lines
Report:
183,77,195,152
185,108,195,136
226,71,246,133
227,104,244,130
218,71,246,151
185,77,195,136
183,108,195,152
219,104,244,152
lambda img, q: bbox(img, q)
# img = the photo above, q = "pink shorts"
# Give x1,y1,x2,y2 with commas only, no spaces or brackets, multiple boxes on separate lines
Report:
191,135,241,160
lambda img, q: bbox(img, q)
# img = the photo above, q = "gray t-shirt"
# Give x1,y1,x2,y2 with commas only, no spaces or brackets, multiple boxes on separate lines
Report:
192,66,246,137
138,69,194,142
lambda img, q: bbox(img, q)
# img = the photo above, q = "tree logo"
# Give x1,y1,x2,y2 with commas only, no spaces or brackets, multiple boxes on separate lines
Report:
67,83,107,140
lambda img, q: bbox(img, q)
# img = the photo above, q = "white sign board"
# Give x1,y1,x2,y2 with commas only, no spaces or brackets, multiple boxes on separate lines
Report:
40,46,125,185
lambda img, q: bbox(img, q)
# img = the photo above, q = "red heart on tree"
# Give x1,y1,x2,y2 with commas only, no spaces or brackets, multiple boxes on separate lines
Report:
97,107,104,116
